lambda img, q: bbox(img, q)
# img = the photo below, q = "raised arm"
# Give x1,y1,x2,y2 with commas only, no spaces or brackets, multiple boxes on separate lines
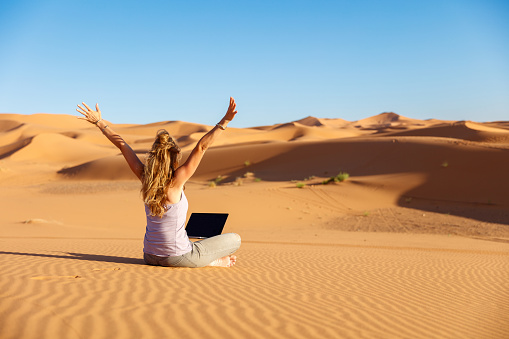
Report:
173,97,238,187
76,102,144,181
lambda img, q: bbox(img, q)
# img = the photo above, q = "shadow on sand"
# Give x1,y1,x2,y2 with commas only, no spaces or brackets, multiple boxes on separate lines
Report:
0,251,145,265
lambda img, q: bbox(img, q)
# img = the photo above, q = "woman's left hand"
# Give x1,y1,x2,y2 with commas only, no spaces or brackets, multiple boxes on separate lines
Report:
77,102,102,124
223,97,238,121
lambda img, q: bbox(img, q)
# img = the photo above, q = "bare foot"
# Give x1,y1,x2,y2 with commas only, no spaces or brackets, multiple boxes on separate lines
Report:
208,255,237,267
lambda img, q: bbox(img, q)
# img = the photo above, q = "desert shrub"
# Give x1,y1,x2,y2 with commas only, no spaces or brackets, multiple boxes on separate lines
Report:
322,172,350,185
214,175,225,184
296,182,305,188
208,175,226,188
335,172,349,182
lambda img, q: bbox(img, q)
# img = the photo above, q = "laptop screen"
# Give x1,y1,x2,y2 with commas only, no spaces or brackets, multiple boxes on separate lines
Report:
185,213,229,239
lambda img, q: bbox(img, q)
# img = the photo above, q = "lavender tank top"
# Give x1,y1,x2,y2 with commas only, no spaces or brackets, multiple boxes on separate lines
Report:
143,191,193,257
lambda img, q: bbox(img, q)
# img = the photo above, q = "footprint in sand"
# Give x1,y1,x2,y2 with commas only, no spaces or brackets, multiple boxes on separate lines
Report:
30,268,120,280
31,275,82,280
22,218,63,225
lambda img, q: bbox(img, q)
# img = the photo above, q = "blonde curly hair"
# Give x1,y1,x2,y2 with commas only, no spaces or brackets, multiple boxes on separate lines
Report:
141,129,181,217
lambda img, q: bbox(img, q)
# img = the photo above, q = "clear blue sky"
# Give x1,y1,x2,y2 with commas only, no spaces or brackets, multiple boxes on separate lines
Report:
0,0,508,127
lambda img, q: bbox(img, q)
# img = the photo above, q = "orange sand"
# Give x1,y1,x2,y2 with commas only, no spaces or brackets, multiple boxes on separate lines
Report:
1,112,508,338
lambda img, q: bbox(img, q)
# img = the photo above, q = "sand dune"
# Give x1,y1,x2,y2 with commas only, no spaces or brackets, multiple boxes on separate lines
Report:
484,121,509,131
1,111,508,339
58,154,141,180
0,113,87,129
385,121,509,143
2,111,508,216
259,122,360,141
0,119,25,133
116,120,210,138
354,112,431,129
9,133,118,164
295,116,351,128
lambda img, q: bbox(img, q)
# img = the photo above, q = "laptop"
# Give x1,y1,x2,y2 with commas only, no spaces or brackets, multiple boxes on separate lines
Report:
185,213,229,239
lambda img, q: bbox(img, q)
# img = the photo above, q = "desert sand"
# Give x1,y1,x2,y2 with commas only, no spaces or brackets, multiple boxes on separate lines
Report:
1,112,508,339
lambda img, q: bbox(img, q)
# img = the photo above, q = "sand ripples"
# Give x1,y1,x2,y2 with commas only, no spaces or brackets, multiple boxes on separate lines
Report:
1,238,508,339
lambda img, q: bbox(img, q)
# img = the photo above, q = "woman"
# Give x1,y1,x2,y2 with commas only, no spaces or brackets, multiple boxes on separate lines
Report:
76,97,241,268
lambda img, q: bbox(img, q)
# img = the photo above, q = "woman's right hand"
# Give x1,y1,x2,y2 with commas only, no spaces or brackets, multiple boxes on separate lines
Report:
77,102,102,125
223,97,238,121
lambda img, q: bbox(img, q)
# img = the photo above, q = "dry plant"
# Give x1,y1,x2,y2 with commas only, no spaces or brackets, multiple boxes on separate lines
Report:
322,172,350,185
208,175,226,188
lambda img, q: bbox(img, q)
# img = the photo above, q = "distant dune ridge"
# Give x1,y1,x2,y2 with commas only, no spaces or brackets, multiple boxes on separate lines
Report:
1,111,509,212
1,112,509,200
1,112,509,339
